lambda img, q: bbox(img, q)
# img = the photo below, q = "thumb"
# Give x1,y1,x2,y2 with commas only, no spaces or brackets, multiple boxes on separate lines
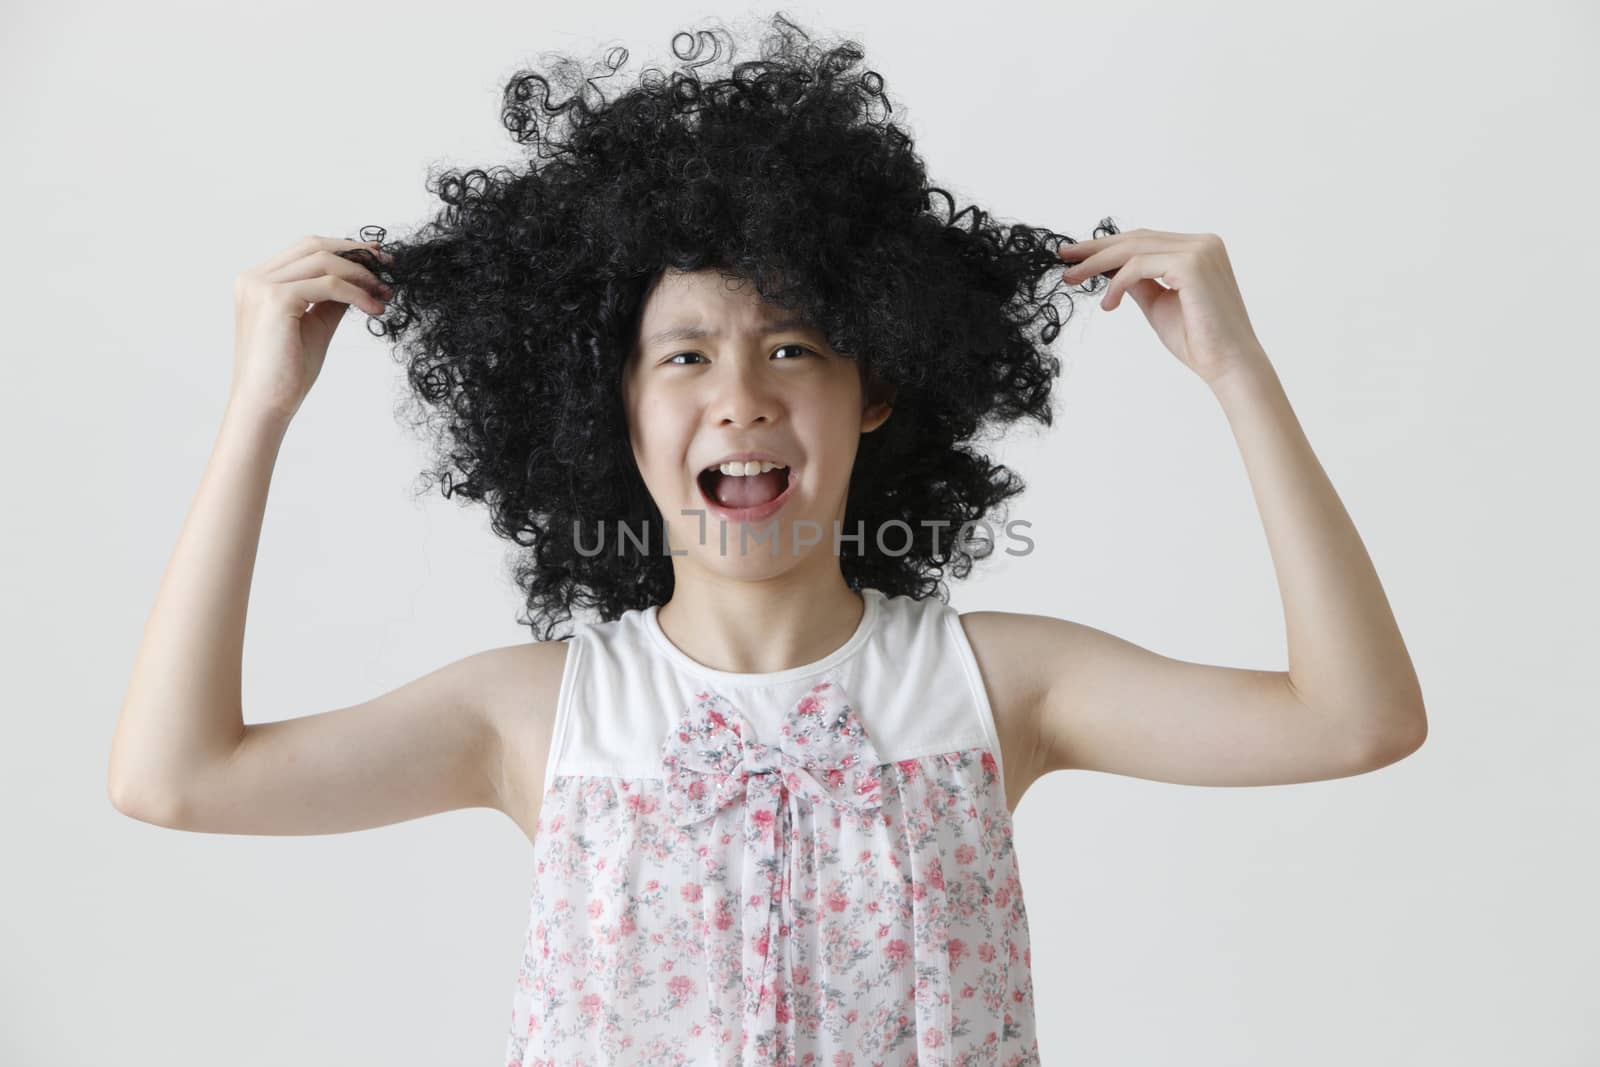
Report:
302,297,353,349
1124,277,1169,314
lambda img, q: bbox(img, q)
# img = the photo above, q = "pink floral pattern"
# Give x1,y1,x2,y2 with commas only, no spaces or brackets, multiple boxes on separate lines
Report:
661,681,887,825
507,677,1040,1066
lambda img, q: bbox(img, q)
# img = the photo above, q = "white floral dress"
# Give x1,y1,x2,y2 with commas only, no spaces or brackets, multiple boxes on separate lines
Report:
505,588,1041,1066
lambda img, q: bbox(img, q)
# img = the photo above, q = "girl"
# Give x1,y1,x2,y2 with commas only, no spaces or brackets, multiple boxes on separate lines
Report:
109,14,1427,1066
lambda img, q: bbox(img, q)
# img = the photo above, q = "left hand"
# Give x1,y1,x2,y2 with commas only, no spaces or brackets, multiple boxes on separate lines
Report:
1058,228,1268,385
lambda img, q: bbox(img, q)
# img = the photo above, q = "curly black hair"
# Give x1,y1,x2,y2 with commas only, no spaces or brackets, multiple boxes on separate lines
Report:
348,11,1119,640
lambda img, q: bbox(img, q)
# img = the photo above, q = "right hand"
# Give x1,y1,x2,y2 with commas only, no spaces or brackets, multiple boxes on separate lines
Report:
229,234,393,425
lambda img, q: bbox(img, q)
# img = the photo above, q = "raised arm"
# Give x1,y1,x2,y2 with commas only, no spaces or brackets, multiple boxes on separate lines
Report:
963,611,1412,790
108,234,564,838
965,231,1428,792
115,636,565,837
962,357,1426,791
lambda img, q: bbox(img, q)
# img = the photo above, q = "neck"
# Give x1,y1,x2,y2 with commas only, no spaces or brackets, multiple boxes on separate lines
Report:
655,554,865,675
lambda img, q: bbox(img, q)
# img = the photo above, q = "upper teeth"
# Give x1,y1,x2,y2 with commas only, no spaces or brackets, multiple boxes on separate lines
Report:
715,460,786,476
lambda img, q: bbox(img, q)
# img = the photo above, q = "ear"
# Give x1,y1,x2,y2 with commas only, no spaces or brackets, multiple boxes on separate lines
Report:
860,378,896,434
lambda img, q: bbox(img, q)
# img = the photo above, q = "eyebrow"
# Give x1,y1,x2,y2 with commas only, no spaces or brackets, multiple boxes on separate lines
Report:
643,315,816,349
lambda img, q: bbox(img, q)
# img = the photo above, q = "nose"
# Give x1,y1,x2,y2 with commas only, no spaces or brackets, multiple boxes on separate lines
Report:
708,356,780,427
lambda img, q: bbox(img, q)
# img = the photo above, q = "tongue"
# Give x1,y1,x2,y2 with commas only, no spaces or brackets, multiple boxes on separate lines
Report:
714,469,787,509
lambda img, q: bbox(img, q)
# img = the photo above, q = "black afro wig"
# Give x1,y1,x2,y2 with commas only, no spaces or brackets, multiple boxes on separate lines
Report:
348,11,1119,640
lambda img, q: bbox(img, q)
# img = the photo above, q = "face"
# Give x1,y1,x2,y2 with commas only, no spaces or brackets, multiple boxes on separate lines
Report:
620,267,893,581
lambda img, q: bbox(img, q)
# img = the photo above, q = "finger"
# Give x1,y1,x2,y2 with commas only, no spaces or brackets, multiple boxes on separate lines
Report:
1060,228,1204,264
267,248,391,301
1062,247,1132,285
1057,226,1157,261
1099,252,1181,310
279,274,388,318
1056,236,1118,263
257,234,383,276
1062,233,1161,282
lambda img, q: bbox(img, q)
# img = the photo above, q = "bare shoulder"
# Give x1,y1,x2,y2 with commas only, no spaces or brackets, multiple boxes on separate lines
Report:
955,610,1064,814
478,637,572,845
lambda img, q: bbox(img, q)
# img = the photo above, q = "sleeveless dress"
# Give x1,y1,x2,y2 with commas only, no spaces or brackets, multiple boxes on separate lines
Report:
504,587,1042,1066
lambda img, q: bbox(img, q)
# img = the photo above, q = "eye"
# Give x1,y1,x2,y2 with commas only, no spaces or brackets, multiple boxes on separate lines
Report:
662,344,816,366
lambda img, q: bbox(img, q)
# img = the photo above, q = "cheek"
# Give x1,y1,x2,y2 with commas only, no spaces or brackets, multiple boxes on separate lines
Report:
621,374,653,438
799,396,865,481
624,386,691,481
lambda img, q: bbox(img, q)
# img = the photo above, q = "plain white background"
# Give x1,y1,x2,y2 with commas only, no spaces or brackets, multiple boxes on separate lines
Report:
4,1,1595,1063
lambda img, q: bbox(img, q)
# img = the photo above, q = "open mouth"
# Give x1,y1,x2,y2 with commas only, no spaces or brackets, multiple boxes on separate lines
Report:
696,460,795,518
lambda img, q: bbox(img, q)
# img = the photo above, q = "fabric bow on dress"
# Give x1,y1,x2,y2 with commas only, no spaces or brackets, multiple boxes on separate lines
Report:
660,678,887,824
658,678,886,1061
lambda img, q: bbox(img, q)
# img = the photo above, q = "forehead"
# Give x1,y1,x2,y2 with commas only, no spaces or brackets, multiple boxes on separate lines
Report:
636,268,811,339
